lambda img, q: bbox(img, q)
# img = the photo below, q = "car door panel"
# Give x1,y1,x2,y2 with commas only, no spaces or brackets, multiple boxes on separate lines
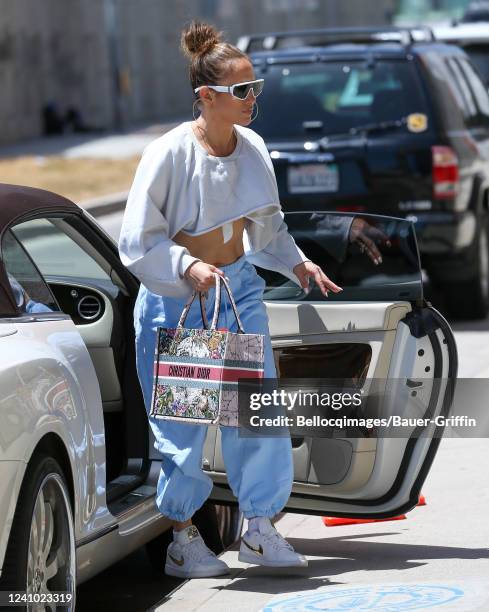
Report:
210,315,402,489
206,212,457,518
265,301,412,336
44,278,124,414
211,299,409,478
284,308,454,517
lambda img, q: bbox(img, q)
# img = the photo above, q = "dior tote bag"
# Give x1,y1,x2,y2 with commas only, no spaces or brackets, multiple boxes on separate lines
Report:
150,273,265,426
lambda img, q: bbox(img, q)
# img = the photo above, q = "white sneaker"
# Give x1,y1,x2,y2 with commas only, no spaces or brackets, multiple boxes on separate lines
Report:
165,525,230,578
238,517,308,568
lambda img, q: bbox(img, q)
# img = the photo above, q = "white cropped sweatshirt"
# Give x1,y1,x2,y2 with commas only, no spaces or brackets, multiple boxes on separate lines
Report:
118,120,310,297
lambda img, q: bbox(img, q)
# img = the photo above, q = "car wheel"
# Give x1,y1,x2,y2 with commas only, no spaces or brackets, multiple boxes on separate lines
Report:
144,529,173,576
214,504,244,549
0,454,76,611
438,222,489,320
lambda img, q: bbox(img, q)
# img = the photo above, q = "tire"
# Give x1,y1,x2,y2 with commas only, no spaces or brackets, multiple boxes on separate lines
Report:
0,454,76,612
435,222,489,320
192,501,225,554
214,504,244,549
144,529,173,576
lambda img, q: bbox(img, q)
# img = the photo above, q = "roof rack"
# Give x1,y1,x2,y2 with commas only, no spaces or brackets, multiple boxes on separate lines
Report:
236,26,436,54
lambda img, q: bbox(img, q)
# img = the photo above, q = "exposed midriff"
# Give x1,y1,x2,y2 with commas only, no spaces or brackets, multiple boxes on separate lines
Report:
173,217,246,267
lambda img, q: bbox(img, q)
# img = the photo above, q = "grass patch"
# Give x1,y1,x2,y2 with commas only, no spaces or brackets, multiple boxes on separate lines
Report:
0,155,141,203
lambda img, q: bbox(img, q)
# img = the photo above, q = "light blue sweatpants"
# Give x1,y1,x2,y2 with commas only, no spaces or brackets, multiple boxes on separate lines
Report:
134,254,293,522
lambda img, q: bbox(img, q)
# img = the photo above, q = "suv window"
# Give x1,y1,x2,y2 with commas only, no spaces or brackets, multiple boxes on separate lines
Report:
457,57,489,123
419,52,467,130
446,57,478,120
252,59,431,139
463,45,489,88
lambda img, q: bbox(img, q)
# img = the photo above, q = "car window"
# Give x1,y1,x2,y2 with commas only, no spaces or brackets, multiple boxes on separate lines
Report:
419,52,467,131
11,217,112,281
463,45,489,88
251,59,431,139
255,212,422,302
457,57,489,123
446,57,478,121
2,229,59,314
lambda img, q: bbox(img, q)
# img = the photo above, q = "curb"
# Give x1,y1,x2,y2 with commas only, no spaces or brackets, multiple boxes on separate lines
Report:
80,190,128,218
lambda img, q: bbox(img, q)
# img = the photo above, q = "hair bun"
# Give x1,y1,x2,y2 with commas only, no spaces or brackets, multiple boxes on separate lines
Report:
181,20,222,59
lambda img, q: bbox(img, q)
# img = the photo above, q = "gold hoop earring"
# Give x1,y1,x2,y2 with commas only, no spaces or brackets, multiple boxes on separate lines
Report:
192,99,201,121
249,101,259,123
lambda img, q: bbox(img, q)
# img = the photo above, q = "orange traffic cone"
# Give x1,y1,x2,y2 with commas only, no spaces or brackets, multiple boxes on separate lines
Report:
322,492,426,526
322,514,406,527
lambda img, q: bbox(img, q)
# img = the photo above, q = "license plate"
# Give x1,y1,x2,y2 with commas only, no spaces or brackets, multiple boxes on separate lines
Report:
287,163,339,194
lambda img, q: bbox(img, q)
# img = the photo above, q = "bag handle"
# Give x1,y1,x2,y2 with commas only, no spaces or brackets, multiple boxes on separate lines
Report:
176,274,246,333
177,290,209,329
210,273,245,333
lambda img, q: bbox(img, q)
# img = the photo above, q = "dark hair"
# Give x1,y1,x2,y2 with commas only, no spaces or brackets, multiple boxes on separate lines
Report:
180,20,249,96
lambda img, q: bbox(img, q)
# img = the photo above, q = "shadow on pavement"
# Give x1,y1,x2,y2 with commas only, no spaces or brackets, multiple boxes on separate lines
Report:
211,532,489,596
76,546,184,612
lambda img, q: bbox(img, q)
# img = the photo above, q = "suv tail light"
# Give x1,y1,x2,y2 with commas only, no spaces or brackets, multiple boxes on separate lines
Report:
432,145,459,200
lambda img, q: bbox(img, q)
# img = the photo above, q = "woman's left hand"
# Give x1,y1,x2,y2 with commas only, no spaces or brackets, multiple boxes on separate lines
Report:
293,261,343,297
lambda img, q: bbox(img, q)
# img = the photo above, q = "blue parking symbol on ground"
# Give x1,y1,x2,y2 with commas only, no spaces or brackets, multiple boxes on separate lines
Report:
263,584,464,611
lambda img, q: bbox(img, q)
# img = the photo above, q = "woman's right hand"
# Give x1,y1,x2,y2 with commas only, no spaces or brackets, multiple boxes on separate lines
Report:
183,260,225,292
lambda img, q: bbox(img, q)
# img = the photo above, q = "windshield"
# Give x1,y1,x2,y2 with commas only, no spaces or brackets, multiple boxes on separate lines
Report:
252,59,431,139
255,212,422,302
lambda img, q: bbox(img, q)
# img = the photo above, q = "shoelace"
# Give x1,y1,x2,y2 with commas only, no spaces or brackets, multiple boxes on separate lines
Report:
261,528,295,552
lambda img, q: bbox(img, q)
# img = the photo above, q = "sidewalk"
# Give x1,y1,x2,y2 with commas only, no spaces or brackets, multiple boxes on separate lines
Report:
152,438,489,612
0,120,183,161
0,118,185,218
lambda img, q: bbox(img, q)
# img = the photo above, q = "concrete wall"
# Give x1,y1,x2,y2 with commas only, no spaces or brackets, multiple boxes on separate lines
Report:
0,0,395,144
0,0,112,143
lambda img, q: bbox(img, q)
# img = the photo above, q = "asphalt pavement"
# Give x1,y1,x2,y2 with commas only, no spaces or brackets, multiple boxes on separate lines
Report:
155,438,489,612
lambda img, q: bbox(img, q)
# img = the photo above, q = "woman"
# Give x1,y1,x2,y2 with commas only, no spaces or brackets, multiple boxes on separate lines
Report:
118,20,342,579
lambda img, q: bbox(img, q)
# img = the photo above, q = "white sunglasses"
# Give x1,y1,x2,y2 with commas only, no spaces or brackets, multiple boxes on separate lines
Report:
194,78,264,100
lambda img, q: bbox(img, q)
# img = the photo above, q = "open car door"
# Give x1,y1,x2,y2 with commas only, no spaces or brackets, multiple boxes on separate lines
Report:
206,212,457,519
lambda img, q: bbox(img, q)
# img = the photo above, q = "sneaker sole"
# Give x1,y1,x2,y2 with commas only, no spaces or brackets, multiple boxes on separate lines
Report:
238,549,308,568
165,563,230,579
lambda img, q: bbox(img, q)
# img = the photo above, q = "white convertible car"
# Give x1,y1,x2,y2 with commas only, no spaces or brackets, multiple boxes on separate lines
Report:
0,184,457,608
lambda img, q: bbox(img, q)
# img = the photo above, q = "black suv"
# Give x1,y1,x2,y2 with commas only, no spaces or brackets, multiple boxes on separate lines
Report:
240,27,489,319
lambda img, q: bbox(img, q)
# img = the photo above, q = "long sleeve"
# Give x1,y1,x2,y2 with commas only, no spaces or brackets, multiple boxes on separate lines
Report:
244,210,311,287
240,133,309,286
118,141,200,297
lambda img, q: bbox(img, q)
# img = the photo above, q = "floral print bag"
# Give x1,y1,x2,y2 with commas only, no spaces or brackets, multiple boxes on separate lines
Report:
150,274,264,426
